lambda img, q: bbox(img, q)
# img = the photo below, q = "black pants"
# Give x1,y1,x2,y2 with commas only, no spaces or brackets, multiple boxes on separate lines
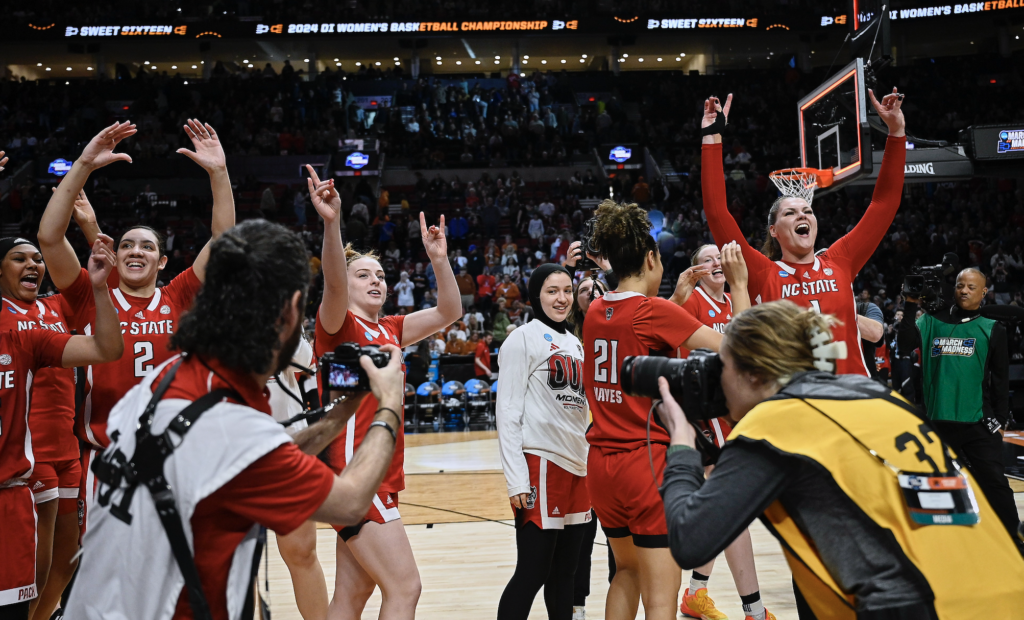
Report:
932,420,1021,543
573,511,599,606
0,603,28,620
497,522,587,620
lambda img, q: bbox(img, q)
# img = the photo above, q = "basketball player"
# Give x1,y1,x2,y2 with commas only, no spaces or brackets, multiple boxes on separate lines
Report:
701,89,907,375
306,166,462,620
0,231,107,620
496,263,590,620
669,243,775,620
581,200,728,620
36,119,235,540
0,237,123,620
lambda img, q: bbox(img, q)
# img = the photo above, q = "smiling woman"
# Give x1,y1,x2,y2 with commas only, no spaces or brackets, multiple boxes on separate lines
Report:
34,120,236,601
700,90,908,377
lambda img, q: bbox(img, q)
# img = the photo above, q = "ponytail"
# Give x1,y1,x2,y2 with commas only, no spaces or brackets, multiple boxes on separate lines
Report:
760,197,785,261
592,200,658,279
344,242,380,266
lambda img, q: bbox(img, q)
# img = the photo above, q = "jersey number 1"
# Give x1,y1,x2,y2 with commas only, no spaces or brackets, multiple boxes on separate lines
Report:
809,299,821,313
134,341,155,377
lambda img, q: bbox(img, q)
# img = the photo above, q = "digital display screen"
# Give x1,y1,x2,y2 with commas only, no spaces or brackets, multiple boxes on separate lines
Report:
328,363,361,389
971,125,1024,160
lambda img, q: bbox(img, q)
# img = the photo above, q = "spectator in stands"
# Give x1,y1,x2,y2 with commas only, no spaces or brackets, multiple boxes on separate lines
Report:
496,274,521,304
632,176,650,204
421,289,438,310
261,187,277,214
395,271,416,313
492,299,512,344
293,190,307,226
474,332,494,379
456,266,477,311
538,196,556,220
528,213,545,240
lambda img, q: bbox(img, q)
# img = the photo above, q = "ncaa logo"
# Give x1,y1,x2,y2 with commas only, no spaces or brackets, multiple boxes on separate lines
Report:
708,310,716,318
544,333,553,342
778,271,789,278
605,307,614,321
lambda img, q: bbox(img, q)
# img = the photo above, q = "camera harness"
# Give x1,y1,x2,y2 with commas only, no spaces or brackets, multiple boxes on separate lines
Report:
91,358,240,620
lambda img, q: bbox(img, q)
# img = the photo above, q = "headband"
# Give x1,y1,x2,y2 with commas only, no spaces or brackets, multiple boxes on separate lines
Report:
0,237,38,260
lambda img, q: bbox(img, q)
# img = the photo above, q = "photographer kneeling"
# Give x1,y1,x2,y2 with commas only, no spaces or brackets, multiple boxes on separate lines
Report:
653,301,1024,619
64,220,405,620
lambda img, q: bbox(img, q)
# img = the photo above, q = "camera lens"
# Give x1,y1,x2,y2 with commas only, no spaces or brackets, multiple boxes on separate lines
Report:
621,355,677,400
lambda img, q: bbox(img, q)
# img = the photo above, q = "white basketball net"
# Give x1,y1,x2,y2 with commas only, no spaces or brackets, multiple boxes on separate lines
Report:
769,169,818,206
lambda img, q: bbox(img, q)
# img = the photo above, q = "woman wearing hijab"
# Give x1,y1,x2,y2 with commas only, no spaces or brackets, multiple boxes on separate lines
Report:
496,264,590,620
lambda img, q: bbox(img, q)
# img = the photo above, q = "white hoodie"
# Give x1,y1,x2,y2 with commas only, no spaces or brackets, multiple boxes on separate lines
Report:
496,320,588,497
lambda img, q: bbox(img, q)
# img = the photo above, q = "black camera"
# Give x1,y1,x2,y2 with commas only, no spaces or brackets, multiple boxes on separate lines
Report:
621,349,728,422
576,217,600,272
320,343,390,391
904,252,959,314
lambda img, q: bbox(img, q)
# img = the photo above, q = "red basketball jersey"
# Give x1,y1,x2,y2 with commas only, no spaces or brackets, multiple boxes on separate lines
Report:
583,292,703,450
315,310,406,493
702,137,908,377
63,268,202,449
677,288,732,359
749,255,869,375
1,296,78,462
0,329,71,484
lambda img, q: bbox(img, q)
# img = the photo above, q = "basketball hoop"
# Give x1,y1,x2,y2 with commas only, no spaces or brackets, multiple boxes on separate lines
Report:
769,167,834,205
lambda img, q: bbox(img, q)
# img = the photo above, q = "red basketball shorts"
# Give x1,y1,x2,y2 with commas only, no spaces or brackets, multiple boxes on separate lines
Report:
333,492,401,541
28,458,81,515
0,486,38,606
698,416,734,449
587,444,668,547
513,453,591,530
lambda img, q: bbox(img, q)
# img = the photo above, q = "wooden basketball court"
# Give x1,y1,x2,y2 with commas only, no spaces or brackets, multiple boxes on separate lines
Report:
260,430,1024,619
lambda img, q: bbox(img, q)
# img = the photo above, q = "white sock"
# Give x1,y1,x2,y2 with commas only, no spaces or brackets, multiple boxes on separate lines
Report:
572,606,586,620
742,595,765,620
688,571,710,593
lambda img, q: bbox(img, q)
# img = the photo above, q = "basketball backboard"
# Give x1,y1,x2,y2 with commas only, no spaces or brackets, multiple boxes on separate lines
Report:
797,58,872,192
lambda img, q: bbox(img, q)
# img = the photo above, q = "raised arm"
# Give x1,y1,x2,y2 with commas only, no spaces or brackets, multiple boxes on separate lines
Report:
401,213,463,345
720,241,750,314
829,88,907,274
60,236,125,367
38,122,136,290
308,165,348,335
700,95,771,277
177,120,235,283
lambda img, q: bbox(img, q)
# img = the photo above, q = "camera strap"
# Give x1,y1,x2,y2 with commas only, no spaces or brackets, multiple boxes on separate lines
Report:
91,359,243,620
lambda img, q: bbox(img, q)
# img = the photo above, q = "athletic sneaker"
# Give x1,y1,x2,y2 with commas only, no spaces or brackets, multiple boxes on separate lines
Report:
679,587,728,619
744,610,776,620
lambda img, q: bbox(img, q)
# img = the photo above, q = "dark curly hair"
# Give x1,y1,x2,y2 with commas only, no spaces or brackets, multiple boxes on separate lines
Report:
170,219,310,374
591,199,658,279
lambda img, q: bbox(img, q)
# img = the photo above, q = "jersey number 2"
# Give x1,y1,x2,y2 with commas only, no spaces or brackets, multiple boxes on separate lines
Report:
134,341,154,377
593,339,619,384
